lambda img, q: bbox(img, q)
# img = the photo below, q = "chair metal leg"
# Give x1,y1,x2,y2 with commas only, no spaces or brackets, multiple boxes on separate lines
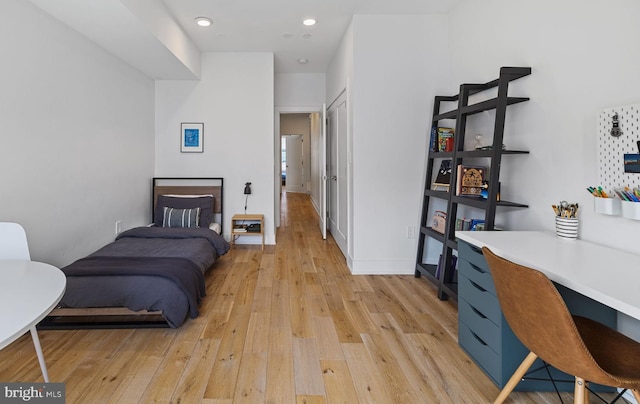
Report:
29,327,50,382
574,377,586,404
494,351,538,404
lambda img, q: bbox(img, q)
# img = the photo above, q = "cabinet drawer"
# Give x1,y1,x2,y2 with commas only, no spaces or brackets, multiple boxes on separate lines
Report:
458,275,501,325
458,259,496,296
458,322,501,385
458,241,489,271
459,298,501,354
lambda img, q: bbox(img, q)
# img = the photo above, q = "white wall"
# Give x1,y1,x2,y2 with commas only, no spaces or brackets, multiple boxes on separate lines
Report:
275,73,326,108
326,23,354,106
121,0,201,79
348,15,452,274
449,0,640,254
448,0,640,340
0,0,155,267
155,52,275,245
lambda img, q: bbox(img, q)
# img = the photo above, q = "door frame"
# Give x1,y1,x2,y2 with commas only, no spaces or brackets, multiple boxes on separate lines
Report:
326,91,349,258
274,106,324,229
325,84,352,264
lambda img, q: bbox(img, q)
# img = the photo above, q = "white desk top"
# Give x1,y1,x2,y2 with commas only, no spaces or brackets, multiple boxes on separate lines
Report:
456,231,640,321
0,260,66,350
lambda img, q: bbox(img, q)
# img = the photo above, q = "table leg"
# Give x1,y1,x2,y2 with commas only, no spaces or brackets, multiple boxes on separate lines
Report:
30,327,49,382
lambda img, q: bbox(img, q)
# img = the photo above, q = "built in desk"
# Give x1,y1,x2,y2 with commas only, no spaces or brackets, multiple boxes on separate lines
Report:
456,231,640,320
455,231,639,392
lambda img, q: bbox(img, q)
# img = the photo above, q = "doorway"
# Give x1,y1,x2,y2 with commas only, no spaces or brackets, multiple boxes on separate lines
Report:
273,107,333,246
281,134,304,193
275,110,322,230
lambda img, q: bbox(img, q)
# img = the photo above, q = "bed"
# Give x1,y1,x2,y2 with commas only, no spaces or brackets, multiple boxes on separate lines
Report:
41,178,229,329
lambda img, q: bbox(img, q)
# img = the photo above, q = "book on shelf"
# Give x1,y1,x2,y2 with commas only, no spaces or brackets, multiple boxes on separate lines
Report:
437,127,454,152
435,254,458,281
435,255,443,279
470,219,485,231
429,126,439,152
432,159,452,190
456,165,486,196
456,218,486,231
455,217,472,231
234,224,248,232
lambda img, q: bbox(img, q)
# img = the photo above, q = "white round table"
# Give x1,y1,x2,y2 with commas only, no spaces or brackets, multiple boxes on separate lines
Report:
0,260,66,381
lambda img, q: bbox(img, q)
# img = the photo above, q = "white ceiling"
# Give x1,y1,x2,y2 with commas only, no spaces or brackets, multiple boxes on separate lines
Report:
27,0,460,78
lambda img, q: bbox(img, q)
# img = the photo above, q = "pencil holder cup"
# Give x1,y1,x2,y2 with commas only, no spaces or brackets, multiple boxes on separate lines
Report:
621,201,640,220
555,217,578,240
594,197,621,216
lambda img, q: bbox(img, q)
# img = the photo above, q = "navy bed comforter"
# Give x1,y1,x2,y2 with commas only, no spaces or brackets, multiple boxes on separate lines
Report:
59,226,230,327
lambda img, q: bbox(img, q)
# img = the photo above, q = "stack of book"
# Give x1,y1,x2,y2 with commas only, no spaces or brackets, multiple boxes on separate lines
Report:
455,218,485,231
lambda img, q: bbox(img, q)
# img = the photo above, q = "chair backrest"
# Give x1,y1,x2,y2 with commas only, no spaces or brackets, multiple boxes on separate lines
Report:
0,222,31,260
482,247,617,385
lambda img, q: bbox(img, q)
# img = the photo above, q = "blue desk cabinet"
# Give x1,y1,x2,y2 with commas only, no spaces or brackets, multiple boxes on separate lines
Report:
457,240,617,391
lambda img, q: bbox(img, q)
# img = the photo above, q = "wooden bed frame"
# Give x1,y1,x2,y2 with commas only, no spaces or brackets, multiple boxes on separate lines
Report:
40,177,224,329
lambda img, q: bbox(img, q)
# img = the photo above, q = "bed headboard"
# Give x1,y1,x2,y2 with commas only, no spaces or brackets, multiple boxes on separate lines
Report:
152,177,224,232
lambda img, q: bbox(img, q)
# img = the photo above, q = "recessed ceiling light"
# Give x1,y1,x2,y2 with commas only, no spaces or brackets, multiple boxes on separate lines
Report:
302,33,312,39
298,58,309,64
302,18,316,26
195,17,212,27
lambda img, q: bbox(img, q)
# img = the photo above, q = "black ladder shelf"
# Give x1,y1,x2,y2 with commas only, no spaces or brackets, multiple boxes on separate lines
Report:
415,67,531,301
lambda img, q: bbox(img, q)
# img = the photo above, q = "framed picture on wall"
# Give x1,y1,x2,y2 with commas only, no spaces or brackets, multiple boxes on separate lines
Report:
181,122,204,153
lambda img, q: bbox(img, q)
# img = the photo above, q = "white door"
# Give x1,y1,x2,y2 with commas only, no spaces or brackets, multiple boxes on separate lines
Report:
327,94,348,257
319,104,327,239
284,135,304,193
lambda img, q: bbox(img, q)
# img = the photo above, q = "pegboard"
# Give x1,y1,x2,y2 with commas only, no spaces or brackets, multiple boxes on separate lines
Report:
597,104,640,192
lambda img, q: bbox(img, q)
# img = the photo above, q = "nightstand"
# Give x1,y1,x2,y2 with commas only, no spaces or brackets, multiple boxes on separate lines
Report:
231,214,264,250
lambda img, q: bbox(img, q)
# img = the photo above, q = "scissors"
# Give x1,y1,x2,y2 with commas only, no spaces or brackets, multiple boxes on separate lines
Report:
558,201,579,218
559,201,568,216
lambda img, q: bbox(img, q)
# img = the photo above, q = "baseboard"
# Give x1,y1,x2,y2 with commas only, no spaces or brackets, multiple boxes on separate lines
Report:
349,259,414,275
310,196,320,216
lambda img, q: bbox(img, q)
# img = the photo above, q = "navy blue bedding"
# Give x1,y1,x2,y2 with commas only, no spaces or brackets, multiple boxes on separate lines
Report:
63,256,206,319
59,226,229,327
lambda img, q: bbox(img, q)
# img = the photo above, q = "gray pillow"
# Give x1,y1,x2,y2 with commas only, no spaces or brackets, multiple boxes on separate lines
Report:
154,195,214,228
162,207,201,228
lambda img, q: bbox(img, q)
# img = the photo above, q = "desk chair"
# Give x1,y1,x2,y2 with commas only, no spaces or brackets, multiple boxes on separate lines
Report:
482,247,640,404
0,222,51,382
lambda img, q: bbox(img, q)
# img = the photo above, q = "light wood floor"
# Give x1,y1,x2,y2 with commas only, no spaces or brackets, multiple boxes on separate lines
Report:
0,192,615,403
